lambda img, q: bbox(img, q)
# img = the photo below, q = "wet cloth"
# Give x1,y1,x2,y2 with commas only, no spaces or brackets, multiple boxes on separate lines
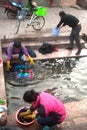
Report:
38,43,54,54
28,49,36,58
30,92,66,125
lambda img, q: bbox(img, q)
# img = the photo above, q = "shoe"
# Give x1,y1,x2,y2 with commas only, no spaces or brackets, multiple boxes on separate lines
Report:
66,46,73,50
76,50,81,55
43,126,51,130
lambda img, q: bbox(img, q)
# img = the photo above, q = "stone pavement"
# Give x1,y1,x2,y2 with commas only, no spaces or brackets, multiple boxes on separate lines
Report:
5,99,87,130
0,6,87,130
0,6,87,39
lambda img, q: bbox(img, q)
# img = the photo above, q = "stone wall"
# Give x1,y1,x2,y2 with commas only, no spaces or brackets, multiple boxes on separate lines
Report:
77,0,87,9
0,0,77,7
1,0,87,8
60,0,76,6
0,0,8,4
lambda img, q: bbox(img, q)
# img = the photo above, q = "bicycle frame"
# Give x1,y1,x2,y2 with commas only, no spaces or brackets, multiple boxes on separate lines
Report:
14,6,46,34
24,13,37,26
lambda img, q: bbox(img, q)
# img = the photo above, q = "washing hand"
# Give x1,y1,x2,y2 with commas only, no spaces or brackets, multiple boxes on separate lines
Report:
24,113,36,119
28,55,34,65
19,109,31,117
6,60,12,71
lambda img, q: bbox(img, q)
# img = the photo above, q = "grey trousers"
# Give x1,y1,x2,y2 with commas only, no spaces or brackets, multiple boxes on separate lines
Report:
70,24,81,51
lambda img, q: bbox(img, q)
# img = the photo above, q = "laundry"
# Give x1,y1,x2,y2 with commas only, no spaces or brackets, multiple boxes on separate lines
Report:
38,42,54,54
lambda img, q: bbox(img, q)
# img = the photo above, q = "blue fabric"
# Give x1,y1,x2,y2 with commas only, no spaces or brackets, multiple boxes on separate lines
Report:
19,49,36,61
28,50,36,58
19,51,24,61
37,115,58,127
43,126,51,130
43,125,57,130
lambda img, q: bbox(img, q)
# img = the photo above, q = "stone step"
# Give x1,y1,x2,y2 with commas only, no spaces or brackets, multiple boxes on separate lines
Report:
1,39,85,52
2,48,87,63
1,41,70,52
1,35,69,43
1,35,86,63
1,34,84,44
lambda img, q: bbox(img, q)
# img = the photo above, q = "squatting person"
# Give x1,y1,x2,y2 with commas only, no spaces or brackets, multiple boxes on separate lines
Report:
21,89,66,130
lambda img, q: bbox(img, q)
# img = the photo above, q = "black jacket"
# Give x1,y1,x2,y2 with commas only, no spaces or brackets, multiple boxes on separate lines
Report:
57,14,79,28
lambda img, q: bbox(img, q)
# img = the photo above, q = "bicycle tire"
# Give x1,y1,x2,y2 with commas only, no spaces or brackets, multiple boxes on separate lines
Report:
32,16,45,30
7,10,17,19
14,20,21,35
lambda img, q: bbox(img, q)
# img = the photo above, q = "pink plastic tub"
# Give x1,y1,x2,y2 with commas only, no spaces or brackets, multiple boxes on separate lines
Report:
15,107,35,126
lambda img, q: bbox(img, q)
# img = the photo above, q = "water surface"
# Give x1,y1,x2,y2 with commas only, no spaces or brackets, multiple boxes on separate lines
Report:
4,57,87,114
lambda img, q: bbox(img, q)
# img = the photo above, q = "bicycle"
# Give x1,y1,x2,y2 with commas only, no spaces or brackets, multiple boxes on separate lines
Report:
14,6,47,34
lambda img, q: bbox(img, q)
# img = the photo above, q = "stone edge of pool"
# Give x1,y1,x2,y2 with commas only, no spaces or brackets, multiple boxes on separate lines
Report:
0,40,7,125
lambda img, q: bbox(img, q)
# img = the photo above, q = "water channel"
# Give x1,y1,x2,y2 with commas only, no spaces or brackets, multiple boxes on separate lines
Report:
4,57,87,114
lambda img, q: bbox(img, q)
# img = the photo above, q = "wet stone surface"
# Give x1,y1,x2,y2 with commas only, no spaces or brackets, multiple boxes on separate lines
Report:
4,57,87,114
0,126,22,130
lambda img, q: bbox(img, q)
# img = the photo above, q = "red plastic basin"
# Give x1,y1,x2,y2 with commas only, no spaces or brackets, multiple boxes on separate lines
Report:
15,107,35,126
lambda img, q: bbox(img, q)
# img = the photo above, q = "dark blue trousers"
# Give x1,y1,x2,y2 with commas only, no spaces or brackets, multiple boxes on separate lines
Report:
37,115,58,127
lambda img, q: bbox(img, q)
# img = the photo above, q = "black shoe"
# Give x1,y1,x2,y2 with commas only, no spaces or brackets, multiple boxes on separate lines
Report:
66,46,73,50
76,50,81,55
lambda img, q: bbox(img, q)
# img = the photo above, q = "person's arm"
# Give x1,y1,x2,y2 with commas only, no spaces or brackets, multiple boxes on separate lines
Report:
27,55,34,65
29,96,40,112
7,44,13,61
6,43,14,70
6,60,12,71
57,19,63,28
22,45,34,65
19,108,36,119
57,18,65,29
30,96,46,117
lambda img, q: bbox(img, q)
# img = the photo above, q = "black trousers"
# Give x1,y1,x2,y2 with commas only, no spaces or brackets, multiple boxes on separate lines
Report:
70,24,81,51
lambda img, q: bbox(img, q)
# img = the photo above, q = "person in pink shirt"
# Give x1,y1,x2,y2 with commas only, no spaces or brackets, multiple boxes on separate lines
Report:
22,89,66,129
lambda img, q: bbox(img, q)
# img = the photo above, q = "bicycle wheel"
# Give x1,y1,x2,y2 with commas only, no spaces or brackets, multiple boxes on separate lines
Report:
32,16,45,30
14,19,21,35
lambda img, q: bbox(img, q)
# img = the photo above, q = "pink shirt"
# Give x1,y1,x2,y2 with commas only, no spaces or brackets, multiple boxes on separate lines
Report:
31,92,66,123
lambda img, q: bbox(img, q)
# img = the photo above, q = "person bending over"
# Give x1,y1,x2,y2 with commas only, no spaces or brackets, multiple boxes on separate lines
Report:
6,39,34,71
57,11,82,55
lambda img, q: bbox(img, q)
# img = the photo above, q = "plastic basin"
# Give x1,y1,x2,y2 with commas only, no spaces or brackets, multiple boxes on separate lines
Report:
15,107,35,126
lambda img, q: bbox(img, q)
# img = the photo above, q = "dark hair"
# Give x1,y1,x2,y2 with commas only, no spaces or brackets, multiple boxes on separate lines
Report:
14,39,21,48
59,11,66,17
23,89,39,103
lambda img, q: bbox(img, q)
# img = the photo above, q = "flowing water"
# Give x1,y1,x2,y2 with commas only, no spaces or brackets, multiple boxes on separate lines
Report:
4,57,87,114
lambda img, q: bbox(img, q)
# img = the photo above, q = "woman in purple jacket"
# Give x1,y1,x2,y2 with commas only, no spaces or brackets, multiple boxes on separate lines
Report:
22,89,66,129
6,39,34,70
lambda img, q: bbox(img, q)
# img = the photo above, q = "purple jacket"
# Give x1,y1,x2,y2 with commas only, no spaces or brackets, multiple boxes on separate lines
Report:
30,92,66,123
7,42,29,60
